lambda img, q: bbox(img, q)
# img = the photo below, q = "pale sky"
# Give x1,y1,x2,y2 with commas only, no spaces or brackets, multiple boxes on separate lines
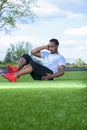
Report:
0,0,87,62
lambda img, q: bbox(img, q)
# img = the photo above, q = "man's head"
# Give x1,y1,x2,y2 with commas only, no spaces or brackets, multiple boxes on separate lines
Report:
48,38,59,54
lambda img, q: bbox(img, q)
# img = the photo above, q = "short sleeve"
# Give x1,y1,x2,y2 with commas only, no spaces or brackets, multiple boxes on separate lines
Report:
58,56,66,66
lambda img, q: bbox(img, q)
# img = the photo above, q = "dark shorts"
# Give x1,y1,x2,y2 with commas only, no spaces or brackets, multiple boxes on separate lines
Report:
22,54,53,80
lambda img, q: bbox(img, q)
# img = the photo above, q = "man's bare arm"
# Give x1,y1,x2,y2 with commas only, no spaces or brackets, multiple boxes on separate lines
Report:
31,45,49,57
42,65,66,80
52,65,66,78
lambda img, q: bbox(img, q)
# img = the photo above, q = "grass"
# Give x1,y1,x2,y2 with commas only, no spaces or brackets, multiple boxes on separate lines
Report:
0,71,87,130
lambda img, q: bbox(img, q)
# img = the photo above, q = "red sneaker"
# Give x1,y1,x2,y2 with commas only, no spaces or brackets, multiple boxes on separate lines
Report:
7,65,18,73
2,73,17,82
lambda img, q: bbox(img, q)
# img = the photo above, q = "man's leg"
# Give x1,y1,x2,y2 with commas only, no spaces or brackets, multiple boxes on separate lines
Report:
18,54,34,70
14,64,33,78
7,54,33,72
14,62,53,80
17,57,27,70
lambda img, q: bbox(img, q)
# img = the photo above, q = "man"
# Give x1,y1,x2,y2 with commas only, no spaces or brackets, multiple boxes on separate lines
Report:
2,38,66,82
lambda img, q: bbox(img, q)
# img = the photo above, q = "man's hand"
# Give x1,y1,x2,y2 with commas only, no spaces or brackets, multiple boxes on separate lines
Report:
41,73,53,80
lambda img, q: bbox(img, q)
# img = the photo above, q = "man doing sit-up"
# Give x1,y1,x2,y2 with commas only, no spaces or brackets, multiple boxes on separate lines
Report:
2,38,66,82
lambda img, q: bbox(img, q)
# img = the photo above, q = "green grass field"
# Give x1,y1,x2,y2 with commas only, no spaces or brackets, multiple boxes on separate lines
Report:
0,71,87,130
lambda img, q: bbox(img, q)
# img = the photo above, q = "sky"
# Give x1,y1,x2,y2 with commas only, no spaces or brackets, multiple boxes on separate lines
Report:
0,0,87,63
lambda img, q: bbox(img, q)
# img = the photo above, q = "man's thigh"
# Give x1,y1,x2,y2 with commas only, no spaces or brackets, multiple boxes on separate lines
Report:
30,62,53,80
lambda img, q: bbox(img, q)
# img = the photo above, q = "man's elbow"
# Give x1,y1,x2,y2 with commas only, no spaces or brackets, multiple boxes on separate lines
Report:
61,70,65,76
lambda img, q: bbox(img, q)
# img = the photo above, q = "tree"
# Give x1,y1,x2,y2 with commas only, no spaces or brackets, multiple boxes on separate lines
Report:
75,58,86,67
0,0,37,31
4,50,11,63
4,41,32,63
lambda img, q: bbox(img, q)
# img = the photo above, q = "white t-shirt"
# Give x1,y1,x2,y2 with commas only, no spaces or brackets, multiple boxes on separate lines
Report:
40,50,66,74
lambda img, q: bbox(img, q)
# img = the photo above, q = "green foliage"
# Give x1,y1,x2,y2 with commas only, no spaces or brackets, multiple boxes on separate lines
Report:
75,58,86,67
66,58,87,68
4,41,32,63
0,0,37,31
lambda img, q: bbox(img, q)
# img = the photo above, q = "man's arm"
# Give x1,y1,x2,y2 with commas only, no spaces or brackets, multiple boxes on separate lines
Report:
31,45,49,57
42,65,66,80
52,65,65,78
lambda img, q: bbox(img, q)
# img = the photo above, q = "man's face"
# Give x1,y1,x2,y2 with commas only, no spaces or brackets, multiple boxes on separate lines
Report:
48,42,58,54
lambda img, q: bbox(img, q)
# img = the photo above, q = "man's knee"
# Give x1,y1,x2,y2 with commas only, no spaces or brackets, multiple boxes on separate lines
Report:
22,54,30,59
22,54,33,64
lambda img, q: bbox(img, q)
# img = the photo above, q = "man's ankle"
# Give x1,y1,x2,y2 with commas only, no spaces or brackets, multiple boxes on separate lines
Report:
14,73,18,78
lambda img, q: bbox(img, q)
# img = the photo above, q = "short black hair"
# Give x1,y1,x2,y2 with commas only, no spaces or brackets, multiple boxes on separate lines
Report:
49,38,59,45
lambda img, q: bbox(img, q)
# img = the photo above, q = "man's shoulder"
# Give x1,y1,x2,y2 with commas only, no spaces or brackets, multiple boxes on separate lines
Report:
53,53,65,59
58,54,66,65
58,54,65,59
54,53,66,63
